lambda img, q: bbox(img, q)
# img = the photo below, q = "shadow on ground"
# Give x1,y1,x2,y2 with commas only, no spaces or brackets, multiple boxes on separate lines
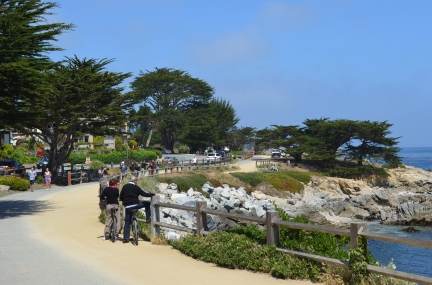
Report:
0,200,56,219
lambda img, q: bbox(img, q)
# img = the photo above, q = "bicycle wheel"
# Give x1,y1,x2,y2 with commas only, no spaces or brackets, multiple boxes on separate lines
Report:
133,220,139,245
110,216,117,243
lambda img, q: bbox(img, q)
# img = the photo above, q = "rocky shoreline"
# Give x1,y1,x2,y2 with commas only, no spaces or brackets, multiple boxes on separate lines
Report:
143,165,432,239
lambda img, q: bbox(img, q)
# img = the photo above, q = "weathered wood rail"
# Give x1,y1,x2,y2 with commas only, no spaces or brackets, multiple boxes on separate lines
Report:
144,196,432,285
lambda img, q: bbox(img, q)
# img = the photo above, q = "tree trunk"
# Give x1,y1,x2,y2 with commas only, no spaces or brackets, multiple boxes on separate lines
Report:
161,130,175,152
145,129,154,147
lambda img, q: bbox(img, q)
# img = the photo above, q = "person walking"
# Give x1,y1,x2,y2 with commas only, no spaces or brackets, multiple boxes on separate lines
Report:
120,176,158,243
119,161,126,182
29,166,37,192
100,178,121,240
192,156,197,166
44,168,52,190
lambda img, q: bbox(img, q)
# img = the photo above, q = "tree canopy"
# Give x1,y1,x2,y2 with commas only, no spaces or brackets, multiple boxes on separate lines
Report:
255,119,401,166
26,56,132,179
0,0,73,128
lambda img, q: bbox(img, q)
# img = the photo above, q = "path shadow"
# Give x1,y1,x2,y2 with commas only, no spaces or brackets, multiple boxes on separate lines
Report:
0,200,56,220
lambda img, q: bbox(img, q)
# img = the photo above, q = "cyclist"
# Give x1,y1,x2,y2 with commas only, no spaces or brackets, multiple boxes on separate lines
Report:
120,175,158,243
100,178,121,241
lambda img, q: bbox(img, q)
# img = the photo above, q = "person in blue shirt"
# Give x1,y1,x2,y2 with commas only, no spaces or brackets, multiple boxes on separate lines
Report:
29,166,37,192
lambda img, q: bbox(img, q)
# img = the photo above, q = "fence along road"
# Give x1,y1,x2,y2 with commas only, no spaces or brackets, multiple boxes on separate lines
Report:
149,196,432,285
16,182,317,285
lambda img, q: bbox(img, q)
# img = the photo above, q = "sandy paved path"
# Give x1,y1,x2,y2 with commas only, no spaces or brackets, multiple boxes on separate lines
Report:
26,178,321,284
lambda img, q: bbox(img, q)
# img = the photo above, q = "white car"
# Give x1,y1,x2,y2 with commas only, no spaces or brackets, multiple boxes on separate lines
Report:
207,153,221,161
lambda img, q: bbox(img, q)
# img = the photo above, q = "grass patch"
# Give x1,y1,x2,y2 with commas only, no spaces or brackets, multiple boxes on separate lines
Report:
231,170,314,193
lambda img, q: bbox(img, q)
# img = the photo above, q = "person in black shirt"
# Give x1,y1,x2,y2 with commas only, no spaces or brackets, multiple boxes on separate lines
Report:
120,175,158,243
100,178,121,240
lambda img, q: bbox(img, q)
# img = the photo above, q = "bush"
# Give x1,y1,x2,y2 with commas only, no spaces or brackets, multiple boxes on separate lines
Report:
36,176,44,184
115,136,122,151
326,165,388,179
68,150,158,164
128,140,138,148
0,176,30,191
171,231,322,281
178,145,189,154
89,160,104,170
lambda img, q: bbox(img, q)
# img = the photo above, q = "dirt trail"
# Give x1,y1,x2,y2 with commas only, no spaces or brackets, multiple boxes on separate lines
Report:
27,159,321,285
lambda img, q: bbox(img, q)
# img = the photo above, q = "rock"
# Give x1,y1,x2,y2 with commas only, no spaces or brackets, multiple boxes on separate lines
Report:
165,232,181,241
220,189,231,199
187,188,194,196
0,185,10,192
250,205,265,217
402,226,420,232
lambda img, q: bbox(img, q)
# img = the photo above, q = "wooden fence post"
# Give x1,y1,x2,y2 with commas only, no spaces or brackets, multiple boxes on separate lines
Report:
350,222,367,249
67,171,71,186
151,196,161,236
266,211,280,246
195,201,208,235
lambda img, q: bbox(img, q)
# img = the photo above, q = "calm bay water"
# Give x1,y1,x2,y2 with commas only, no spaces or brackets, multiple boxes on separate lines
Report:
367,147,432,279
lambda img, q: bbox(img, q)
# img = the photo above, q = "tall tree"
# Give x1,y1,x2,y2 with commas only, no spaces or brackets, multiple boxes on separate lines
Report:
0,0,73,128
209,98,239,148
128,105,153,146
226,126,256,152
343,120,401,166
130,68,214,152
27,56,132,180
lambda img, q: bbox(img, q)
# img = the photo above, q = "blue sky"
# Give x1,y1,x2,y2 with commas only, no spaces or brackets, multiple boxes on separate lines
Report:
50,0,432,147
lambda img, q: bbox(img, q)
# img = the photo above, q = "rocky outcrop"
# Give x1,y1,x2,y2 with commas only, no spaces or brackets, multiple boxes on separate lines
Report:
140,166,432,239
276,166,432,226
148,183,276,239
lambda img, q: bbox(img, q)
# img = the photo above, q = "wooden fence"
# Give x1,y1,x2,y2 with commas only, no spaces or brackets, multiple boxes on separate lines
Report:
144,196,432,285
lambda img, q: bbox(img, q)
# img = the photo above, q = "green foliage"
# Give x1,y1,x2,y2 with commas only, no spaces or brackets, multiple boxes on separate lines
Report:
177,145,189,154
0,0,73,127
156,174,210,197
0,144,38,164
230,170,313,193
27,56,133,179
326,165,388,179
130,67,215,152
0,176,30,191
89,160,104,170
171,231,322,281
128,140,138,148
93,136,104,147
348,237,369,285
115,136,122,151
68,150,157,164
36,176,44,184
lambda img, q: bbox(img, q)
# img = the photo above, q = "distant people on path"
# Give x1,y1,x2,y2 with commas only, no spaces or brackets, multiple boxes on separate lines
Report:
141,160,148,175
148,160,154,176
119,161,127,181
29,166,37,192
44,168,52,190
287,160,291,167
100,178,121,241
193,156,197,166
120,175,158,243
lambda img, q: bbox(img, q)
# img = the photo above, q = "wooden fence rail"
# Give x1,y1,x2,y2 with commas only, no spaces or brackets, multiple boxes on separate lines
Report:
144,196,432,285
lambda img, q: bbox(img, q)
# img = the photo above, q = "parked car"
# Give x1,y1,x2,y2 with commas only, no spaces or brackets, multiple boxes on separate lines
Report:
280,151,286,157
207,153,221,162
162,149,172,154
37,157,49,169
216,150,226,158
271,150,281,157
222,146,230,153
0,159,26,177
163,156,179,165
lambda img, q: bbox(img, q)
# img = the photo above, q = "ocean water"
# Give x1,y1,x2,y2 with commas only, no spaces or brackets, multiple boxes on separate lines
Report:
367,147,432,279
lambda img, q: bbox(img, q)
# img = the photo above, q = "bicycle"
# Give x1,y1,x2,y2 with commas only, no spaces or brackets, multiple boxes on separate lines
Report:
131,209,139,245
108,206,119,243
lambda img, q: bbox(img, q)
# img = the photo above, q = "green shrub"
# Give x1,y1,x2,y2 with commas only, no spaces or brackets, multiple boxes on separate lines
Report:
68,150,157,164
128,140,138,148
36,176,44,184
171,231,322,281
178,145,189,154
89,160,104,170
115,136,122,151
0,176,30,191
326,165,388,179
